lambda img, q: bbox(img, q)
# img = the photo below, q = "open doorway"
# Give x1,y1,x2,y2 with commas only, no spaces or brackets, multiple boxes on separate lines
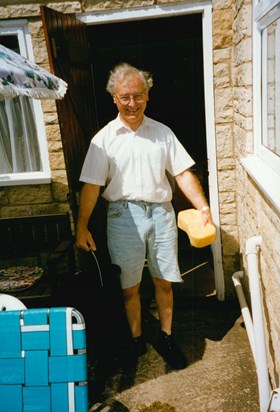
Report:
87,14,213,278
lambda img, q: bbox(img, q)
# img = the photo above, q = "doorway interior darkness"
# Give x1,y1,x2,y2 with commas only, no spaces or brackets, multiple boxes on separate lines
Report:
88,13,212,272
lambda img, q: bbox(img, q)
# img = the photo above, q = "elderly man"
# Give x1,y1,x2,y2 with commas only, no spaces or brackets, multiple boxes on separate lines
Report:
76,63,212,369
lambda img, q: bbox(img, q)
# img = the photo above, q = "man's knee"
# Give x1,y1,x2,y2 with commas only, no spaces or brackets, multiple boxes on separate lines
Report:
123,283,141,301
153,277,172,293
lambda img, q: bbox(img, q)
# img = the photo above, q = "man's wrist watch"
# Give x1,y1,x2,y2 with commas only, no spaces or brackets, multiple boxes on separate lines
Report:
200,206,210,212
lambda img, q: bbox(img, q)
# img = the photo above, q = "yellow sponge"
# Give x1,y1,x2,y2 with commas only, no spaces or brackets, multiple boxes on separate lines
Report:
177,209,216,248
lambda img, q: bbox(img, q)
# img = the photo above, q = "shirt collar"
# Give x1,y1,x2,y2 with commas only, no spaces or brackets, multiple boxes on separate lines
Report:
113,114,148,134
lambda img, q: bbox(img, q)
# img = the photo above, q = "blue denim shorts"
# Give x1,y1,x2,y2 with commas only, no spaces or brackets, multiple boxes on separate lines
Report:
107,200,182,289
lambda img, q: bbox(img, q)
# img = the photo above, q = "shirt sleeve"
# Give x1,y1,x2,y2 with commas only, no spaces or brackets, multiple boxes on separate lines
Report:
79,133,109,185
165,130,195,176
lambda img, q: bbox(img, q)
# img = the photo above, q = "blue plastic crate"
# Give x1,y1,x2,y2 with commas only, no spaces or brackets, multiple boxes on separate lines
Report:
0,307,88,412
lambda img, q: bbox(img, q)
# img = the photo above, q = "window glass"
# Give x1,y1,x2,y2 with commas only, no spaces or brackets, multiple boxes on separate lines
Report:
0,34,20,52
0,97,42,173
243,0,280,210
262,17,280,157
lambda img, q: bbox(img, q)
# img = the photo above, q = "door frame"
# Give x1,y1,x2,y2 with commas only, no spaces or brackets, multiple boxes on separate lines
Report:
77,1,225,301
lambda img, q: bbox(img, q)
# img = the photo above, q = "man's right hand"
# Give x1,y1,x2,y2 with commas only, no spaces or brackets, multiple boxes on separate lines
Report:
75,226,96,252
75,183,100,251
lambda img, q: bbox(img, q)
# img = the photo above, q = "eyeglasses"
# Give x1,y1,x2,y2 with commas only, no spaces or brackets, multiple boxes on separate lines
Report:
116,93,147,105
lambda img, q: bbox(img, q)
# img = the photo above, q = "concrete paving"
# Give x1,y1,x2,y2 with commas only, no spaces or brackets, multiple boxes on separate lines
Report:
82,262,260,412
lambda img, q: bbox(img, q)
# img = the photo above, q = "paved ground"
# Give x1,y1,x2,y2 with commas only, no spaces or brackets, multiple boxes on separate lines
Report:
75,259,260,412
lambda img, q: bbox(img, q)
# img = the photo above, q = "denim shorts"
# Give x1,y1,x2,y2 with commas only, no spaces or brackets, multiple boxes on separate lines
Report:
107,200,182,289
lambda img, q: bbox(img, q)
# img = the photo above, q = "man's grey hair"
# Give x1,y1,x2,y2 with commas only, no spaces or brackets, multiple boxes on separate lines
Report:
106,62,153,95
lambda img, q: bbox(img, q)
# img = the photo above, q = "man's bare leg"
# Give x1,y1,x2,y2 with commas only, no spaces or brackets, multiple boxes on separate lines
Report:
152,277,187,369
123,283,142,338
122,283,147,359
152,277,173,335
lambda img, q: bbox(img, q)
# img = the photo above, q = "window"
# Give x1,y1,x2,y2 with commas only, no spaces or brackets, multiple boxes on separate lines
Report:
0,20,50,185
0,96,42,174
241,0,280,210
261,5,280,163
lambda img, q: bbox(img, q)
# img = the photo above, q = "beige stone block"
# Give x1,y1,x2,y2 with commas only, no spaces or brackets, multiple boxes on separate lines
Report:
220,212,237,226
233,86,252,117
258,213,280,263
0,7,10,18
45,124,62,141
220,202,236,214
215,88,233,123
233,124,249,157
261,199,280,231
213,48,231,64
47,2,82,13
158,0,191,4
33,44,49,65
28,20,43,36
52,170,68,185
83,0,154,11
233,111,253,138
244,186,258,217
232,3,251,42
213,0,232,9
234,126,253,158
214,62,231,88
48,141,63,152
232,62,252,87
219,192,235,204
0,188,8,203
233,0,251,16
41,99,57,113
217,169,236,191
43,113,59,125
0,206,34,218
49,153,66,170
217,158,235,170
212,9,233,49
9,185,52,204
233,111,253,133
1,203,70,218
233,37,252,65
216,124,233,157
51,180,69,203
6,5,40,18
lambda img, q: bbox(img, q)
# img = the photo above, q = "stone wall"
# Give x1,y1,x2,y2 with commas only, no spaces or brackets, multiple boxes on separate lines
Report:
232,0,280,388
0,9,70,218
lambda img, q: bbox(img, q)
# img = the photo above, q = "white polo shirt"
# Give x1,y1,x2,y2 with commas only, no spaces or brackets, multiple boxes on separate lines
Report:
80,115,195,202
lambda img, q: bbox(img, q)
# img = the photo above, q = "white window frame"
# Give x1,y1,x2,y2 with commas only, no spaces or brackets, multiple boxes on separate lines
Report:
242,0,280,210
0,19,51,186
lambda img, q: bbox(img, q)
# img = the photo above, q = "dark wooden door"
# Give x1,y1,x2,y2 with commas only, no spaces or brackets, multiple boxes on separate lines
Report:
41,6,99,223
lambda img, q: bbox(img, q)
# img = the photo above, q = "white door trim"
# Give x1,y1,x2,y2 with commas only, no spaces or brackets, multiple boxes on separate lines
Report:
77,1,225,300
202,6,225,301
